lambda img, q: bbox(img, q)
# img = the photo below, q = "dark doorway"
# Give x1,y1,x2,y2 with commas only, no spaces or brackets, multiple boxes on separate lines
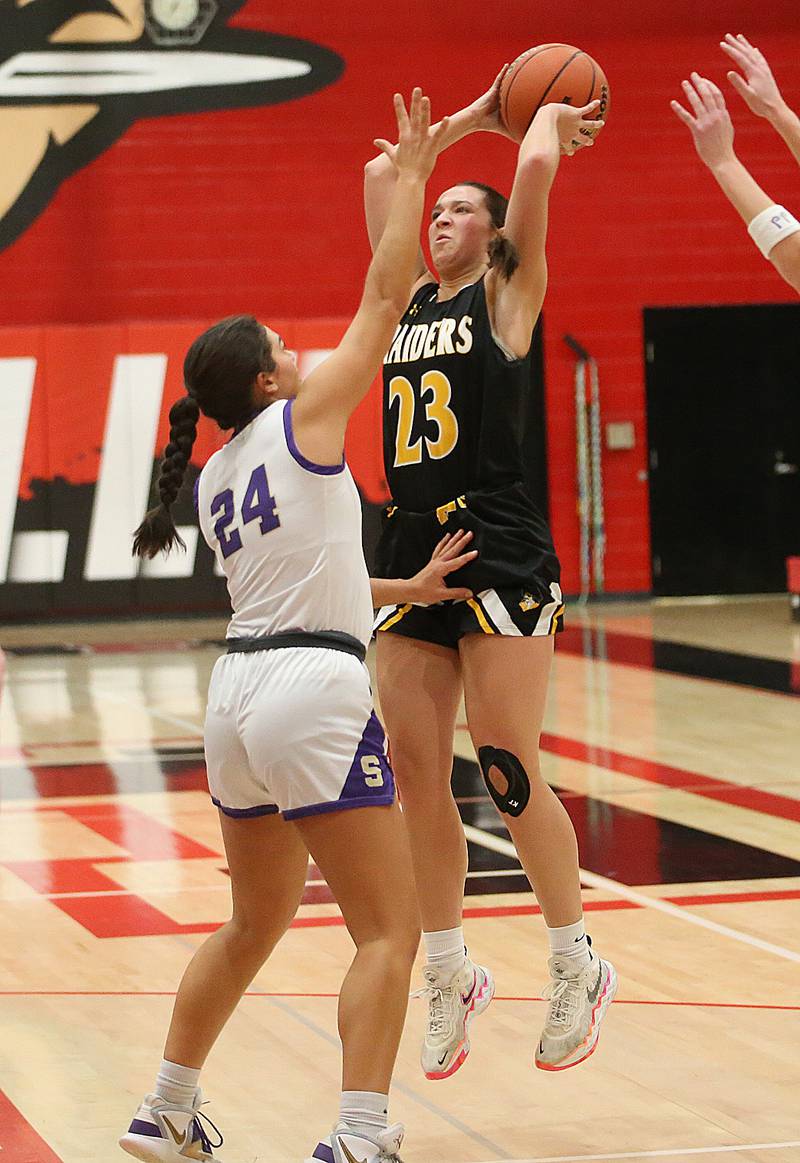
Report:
645,305,800,596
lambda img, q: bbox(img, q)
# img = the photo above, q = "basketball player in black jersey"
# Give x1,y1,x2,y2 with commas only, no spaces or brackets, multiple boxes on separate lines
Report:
365,69,617,1079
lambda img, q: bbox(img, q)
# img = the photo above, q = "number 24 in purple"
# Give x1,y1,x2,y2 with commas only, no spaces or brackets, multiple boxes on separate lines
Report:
211,465,280,558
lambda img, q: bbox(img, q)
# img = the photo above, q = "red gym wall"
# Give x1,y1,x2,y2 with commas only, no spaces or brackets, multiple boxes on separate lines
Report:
1,0,798,612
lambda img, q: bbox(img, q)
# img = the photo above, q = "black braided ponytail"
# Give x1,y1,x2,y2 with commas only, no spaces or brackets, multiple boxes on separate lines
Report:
133,315,274,559
132,395,200,559
462,180,520,280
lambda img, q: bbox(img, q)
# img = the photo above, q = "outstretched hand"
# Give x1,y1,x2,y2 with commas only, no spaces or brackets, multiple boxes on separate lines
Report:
407,529,477,605
671,72,736,170
374,88,450,181
720,33,785,120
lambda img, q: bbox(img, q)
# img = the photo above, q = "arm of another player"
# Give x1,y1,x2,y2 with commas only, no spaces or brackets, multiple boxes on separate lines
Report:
363,66,512,283
370,530,476,607
292,90,449,465
672,73,800,295
721,33,800,168
490,100,603,357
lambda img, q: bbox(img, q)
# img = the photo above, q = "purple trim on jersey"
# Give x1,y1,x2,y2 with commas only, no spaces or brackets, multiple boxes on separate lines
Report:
232,405,268,437
128,1119,161,1138
283,793,394,821
211,796,280,818
192,475,201,515
312,1145,335,1163
283,399,345,475
282,711,395,820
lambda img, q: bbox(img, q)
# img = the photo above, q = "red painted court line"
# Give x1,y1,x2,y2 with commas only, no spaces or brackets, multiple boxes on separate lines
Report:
58,802,218,861
460,888,800,923
1,990,797,1011
8,730,800,828
0,1088,63,1162
115,887,796,936
4,865,798,940
538,731,800,824
670,888,800,906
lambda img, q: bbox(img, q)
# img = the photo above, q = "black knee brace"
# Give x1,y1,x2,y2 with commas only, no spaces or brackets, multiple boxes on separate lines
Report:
477,746,531,817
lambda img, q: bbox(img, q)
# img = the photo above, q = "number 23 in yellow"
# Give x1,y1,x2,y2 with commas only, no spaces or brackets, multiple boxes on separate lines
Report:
388,370,459,467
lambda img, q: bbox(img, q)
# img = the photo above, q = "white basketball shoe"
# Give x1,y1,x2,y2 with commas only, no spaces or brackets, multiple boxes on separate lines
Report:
305,1122,406,1162
119,1092,223,1160
535,953,617,1071
412,959,495,1080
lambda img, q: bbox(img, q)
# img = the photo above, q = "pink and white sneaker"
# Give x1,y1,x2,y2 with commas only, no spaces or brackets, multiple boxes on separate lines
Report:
412,959,495,1080
535,954,618,1071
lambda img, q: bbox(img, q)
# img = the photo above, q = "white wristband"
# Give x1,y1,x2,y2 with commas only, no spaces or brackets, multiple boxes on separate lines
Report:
747,204,800,258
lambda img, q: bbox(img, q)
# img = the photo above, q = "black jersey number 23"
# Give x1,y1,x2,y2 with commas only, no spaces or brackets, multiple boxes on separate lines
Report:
388,370,459,467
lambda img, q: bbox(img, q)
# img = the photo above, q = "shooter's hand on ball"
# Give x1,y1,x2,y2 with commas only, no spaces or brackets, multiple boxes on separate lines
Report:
535,100,603,156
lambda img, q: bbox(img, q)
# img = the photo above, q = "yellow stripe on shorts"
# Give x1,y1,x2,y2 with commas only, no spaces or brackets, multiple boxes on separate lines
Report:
376,603,413,632
467,597,496,635
549,605,566,635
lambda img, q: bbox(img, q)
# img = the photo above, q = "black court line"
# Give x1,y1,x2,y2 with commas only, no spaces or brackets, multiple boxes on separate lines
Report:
558,625,800,696
5,625,799,695
452,757,800,887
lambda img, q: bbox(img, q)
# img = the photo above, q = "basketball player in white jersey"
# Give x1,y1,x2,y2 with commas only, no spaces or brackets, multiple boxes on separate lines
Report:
119,89,455,1163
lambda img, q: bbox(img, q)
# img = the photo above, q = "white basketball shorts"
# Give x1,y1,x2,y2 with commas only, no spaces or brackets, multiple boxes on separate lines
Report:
204,646,394,820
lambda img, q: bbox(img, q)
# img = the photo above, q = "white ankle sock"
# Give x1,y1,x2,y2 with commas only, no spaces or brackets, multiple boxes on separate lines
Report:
154,1059,201,1108
423,927,467,981
339,1090,389,1135
547,919,593,970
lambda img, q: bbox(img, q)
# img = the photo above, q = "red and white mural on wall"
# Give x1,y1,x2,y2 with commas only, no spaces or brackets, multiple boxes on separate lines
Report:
0,0,342,253
1,1,798,614
0,320,386,617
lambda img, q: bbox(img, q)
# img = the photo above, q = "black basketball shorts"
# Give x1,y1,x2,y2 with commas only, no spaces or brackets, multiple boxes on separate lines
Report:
373,580,564,650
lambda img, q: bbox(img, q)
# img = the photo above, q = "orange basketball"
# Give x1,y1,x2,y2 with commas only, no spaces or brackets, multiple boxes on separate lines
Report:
499,43,610,145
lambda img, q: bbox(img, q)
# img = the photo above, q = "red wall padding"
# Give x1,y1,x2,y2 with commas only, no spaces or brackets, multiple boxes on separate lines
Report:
1,2,798,593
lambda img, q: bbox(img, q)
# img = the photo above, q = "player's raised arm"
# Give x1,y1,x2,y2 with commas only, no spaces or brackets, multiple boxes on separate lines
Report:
291,89,448,466
363,67,511,280
490,100,603,358
671,72,800,295
721,33,800,168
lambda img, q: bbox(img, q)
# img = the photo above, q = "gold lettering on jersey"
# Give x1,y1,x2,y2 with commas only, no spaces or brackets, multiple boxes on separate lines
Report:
384,316,473,364
388,376,423,466
422,370,459,460
390,371,459,468
435,496,466,525
456,315,473,353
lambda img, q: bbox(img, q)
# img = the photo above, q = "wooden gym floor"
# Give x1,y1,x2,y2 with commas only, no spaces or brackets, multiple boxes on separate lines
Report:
1,595,799,1163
